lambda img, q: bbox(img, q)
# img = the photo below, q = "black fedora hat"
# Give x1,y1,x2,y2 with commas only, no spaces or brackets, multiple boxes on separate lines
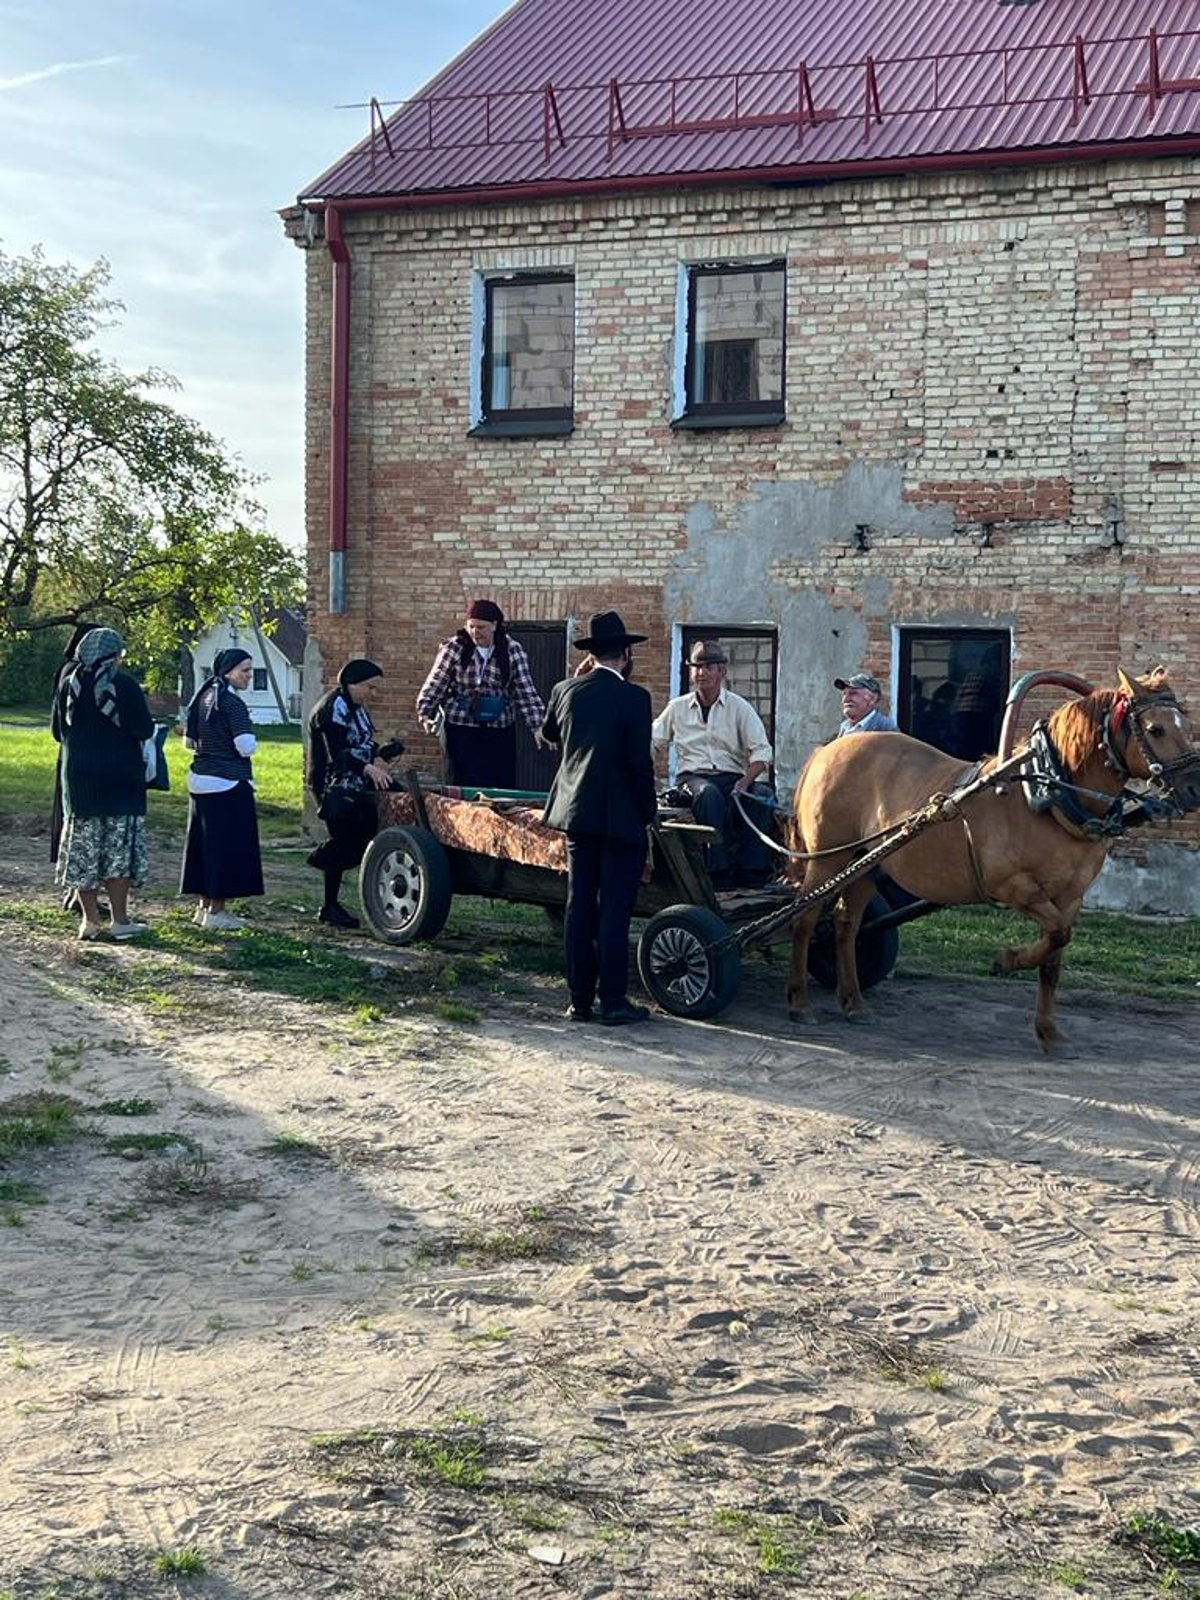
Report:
574,610,648,652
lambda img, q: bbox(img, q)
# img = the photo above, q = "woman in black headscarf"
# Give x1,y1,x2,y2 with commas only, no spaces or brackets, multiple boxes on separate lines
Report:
181,646,264,930
52,627,155,940
306,659,403,928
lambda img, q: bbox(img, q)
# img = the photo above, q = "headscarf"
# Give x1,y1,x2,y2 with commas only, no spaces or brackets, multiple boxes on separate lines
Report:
337,658,383,692
64,627,125,728
455,601,511,685
185,647,252,743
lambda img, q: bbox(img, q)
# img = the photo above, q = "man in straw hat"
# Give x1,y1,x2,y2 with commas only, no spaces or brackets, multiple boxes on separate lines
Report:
541,612,657,1026
652,639,774,889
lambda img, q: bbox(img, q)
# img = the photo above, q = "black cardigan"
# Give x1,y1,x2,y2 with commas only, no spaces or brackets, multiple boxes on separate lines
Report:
53,671,155,819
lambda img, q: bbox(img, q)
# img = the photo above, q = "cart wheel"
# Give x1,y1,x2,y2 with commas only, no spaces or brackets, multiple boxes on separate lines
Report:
359,826,452,945
637,905,742,1020
807,893,899,993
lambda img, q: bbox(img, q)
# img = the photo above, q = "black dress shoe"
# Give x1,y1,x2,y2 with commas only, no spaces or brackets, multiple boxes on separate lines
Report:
319,902,360,929
565,1004,593,1022
599,1000,650,1026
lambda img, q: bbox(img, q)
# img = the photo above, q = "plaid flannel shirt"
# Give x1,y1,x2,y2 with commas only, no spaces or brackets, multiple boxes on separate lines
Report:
417,637,545,732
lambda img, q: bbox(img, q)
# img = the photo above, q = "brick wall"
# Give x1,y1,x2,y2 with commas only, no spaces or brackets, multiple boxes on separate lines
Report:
289,157,1199,858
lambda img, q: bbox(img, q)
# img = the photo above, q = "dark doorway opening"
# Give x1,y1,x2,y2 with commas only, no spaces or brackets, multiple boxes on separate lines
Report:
508,622,567,792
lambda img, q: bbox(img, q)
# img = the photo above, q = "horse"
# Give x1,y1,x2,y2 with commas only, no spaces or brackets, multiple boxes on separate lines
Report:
786,668,1198,1050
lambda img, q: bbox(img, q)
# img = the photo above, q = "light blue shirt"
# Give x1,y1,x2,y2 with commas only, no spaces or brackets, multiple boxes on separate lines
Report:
838,708,898,736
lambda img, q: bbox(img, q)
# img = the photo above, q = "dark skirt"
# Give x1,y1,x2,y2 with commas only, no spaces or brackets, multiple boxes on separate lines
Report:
446,723,517,789
180,782,264,900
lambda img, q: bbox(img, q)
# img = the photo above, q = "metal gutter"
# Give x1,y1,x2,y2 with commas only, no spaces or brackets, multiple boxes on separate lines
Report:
326,205,351,615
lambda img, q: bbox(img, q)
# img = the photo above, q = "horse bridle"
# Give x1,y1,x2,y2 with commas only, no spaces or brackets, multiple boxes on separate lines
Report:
1102,689,1200,813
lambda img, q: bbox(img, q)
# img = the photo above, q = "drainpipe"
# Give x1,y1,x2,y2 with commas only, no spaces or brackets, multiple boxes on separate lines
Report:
326,204,350,615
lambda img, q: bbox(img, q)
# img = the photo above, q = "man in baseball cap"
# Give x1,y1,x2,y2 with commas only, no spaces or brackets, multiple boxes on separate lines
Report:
835,672,898,736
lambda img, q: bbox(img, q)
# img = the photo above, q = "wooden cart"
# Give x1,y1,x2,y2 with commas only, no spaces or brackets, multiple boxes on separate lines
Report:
357,776,905,1020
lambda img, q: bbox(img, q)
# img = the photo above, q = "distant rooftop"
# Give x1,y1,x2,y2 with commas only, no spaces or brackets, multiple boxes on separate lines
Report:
300,0,1200,207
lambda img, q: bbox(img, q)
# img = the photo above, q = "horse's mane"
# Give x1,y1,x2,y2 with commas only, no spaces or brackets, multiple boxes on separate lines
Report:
1045,668,1173,774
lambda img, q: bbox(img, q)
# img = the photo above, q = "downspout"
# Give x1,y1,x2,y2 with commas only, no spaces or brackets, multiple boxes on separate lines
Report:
326,204,350,615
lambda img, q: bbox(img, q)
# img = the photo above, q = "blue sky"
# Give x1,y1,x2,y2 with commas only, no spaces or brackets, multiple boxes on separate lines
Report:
0,0,505,548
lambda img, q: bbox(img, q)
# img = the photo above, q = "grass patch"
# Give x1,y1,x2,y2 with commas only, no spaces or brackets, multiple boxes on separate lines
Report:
102,1130,197,1156
900,905,1200,1000
0,1091,89,1162
1116,1511,1200,1578
0,1179,46,1204
152,1545,208,1576
260,1132,330,1160
311,1424,495,1492
713,1508,812,1576
95,1097,157,1117
419,1202,608,1267
134,1153,261,1210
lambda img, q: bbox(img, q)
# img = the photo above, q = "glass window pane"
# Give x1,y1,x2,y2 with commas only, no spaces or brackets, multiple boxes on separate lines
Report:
487,279,574,413
691,267,785,407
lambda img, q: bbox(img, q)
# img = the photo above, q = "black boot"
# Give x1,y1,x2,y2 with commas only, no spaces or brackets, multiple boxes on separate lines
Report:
319,902,360,929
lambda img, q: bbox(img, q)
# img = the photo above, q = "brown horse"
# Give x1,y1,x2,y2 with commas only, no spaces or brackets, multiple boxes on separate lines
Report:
786,668,1198,1049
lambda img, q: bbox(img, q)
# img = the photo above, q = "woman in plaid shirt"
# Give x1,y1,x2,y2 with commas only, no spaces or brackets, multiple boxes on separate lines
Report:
417,599,545,790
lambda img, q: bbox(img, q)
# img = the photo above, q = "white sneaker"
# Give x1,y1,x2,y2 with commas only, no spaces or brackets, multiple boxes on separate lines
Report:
192,905,208,926
203,911,247,931
110,921,150,940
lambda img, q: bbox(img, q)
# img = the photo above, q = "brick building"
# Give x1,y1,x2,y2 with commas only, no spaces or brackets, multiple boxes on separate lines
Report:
283,0,1200,908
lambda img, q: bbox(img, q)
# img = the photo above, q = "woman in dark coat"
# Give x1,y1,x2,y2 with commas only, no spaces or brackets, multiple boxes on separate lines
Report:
52,627,155,941
52,621,103,910
307,659,401,928
180,647,264,930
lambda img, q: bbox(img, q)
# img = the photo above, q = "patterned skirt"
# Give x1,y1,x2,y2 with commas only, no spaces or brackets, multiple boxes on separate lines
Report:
55,814,149,890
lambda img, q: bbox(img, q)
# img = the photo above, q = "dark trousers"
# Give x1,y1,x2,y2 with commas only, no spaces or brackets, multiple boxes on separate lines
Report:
447,722,517,789
679,770,772,879
564,833,645,1010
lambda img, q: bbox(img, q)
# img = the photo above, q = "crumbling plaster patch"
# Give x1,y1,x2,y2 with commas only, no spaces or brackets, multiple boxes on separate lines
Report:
667,461,958,790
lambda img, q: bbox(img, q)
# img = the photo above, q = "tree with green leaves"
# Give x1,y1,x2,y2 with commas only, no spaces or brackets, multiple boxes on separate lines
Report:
0,245,302,689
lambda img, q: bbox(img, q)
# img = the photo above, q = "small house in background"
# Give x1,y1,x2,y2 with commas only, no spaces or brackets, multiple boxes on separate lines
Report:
186,607,306,724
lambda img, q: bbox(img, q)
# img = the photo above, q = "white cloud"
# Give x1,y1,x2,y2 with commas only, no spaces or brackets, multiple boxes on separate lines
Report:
0,54,129,93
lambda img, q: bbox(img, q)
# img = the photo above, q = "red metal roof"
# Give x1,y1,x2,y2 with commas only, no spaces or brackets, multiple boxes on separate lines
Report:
300,0,1200,205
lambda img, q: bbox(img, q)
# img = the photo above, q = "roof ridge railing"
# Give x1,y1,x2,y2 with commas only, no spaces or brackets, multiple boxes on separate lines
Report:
348,24,1200,166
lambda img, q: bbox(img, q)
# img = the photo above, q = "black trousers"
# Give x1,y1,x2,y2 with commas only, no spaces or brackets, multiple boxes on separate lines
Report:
308,796,377,873
679,770,772,879
564,833,645,1010
446,722,517,789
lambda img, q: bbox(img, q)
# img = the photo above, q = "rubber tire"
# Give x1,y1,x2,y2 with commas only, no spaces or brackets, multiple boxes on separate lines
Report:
636,904,742,1020
806,892,900,993
359,825,453,945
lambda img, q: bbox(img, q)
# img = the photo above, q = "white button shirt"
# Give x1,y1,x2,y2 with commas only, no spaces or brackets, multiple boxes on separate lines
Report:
652,688,773,777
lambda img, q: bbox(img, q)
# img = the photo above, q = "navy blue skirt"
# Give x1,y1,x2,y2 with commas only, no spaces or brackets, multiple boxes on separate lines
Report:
180,782,264,900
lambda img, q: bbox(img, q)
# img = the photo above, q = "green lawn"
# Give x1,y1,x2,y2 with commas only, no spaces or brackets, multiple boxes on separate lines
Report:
0,715,305,840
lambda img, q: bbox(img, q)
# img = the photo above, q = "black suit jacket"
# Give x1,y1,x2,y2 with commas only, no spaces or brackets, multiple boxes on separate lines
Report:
542,667,657,844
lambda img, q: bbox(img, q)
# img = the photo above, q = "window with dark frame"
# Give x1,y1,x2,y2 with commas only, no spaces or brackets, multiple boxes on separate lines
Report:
252,668,268,692
683,263,786,425
482,273,574,427
897,627,1011,761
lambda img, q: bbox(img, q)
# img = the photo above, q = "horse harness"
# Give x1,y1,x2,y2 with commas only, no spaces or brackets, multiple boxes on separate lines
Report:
1019,688,1198,840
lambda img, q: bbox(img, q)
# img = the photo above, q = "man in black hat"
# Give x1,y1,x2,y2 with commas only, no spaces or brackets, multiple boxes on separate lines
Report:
835,672,897,736
652,639,774,889
541,612,657,1025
